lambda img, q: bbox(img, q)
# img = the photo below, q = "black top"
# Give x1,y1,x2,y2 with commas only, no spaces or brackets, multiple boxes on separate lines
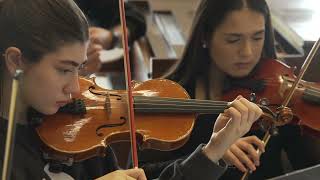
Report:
0,116,227,180
0,118,119,180
75,0,146,44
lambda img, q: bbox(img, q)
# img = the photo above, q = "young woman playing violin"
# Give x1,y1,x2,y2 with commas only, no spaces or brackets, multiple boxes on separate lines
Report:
141,0,320,179
0,0,263,179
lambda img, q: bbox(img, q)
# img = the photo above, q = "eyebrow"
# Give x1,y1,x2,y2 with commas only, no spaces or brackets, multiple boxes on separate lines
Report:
224,30,265,37
59,59,87,67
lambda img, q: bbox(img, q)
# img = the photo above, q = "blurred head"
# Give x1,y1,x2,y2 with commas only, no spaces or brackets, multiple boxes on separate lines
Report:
0,0,89,115
167,0,276,84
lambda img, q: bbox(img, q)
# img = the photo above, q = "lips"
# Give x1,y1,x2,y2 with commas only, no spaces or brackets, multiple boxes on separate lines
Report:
234,62,252,69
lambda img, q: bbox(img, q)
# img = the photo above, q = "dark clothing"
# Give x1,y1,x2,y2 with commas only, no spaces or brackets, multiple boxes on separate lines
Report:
140,79,320,180
0,117,227,180
0,118,119,180
75,0,146,43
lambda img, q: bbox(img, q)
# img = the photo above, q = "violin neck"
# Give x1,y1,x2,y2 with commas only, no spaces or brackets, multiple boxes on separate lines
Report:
303,88,320,104
133,96,228,114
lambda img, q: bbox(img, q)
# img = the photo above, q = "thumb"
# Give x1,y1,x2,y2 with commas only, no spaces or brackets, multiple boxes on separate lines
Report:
222,107,240,130
123,168,147,180
213,113,230,133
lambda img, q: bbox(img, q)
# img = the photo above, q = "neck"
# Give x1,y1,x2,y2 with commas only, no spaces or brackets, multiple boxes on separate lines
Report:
0,71,28,124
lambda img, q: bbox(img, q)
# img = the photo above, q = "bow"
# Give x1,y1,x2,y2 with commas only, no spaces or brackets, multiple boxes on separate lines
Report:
118,0,139,168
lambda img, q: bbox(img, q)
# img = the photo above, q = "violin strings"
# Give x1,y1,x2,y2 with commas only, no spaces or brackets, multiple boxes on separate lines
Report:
85,96,227,105
262,81,320,92
259,77,320,88
83,96,229,112
83,77,320,113
85,100,228,106
85,102,228,109
134,96,227,105
305,86,320,92
304,88,320,98
86,106,226,113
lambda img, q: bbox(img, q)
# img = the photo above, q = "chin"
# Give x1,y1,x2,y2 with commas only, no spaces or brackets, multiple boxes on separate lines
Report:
230,67,254,78
230,72,251,78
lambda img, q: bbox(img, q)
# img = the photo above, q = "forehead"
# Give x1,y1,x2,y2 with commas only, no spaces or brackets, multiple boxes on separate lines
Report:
40,42,88,65
216,9,265,33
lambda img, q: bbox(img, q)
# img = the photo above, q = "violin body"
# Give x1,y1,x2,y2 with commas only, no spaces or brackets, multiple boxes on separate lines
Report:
221,58,320,136
36,78,197,162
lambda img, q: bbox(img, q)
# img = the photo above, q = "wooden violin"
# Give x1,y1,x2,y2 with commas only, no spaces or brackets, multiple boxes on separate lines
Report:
221,58,320,137
35,77,276,163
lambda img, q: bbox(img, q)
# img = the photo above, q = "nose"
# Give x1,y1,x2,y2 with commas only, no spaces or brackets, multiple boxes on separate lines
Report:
63,74,80,96
240,40,253,58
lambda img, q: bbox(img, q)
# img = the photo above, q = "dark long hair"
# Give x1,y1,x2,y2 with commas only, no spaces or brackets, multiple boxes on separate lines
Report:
165,0,276,87
0,0,89,62
0,0,89,107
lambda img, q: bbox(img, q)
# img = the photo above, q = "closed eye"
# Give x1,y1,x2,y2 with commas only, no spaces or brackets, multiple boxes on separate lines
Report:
252,37,263,41
226,37,241,44
56,67,74,75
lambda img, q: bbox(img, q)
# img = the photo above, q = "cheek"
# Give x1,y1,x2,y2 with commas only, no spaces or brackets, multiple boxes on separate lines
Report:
254,38,265,52
254,43,264,57
36,73,64,101
21,68,63,111
209,44,236,69
20,80,44,116
26,79,61,114
22,74,52,104
252,41,264,62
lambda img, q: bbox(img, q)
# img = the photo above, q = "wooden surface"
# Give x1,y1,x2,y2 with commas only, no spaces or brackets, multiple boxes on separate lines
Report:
267,0,320,81
267,0,320,42
145,0,201,59
127,0,202,80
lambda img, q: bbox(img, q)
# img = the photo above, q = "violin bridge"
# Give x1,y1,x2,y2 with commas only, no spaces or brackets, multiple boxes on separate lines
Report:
105,92,111,115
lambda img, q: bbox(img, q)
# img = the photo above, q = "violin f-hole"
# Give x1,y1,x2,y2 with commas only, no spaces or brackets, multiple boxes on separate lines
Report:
96,117,127,137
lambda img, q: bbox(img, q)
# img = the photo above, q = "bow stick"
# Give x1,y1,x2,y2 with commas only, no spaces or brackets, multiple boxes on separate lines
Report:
2,70,23,180
118,0,139,168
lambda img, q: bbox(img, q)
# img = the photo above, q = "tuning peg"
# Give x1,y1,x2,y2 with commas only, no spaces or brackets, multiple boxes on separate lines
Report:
259,98,269,106
249,93,256,102
269,125,279,136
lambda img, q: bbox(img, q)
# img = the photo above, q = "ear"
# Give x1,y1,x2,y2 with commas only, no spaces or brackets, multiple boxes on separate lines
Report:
200,31,210,49
3,47,24,76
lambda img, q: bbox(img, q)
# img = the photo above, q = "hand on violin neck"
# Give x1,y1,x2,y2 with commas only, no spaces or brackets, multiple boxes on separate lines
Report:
202,96,262,163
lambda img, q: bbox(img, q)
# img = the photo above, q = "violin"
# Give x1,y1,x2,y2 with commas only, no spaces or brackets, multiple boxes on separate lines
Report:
221,58,320,137
35,77,276,163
